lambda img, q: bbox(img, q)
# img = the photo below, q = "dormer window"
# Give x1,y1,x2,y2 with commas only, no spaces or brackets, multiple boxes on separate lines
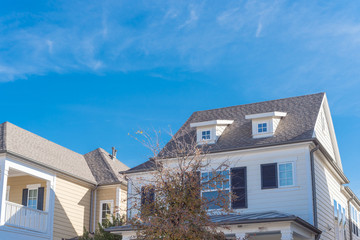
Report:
245,111,287,139
202,130,211,140
190,120,234,144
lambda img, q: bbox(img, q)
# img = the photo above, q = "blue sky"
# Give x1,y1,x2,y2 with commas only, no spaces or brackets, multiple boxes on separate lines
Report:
0,0,359,194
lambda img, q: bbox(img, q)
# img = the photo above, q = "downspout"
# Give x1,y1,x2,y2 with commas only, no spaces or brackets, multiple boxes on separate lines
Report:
310,144,321,240
348,197,354,240
90,185,99,233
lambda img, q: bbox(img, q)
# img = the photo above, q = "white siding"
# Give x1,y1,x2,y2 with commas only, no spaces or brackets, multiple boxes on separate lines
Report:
314,152,351,240
314,105,336,161
128,144,313,223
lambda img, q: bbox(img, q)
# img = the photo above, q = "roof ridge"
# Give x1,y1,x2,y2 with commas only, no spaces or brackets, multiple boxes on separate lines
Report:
194,92,325,113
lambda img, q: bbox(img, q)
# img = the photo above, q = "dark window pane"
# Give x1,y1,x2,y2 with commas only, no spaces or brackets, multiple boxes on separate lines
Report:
261,163,278,189
231,167,247,209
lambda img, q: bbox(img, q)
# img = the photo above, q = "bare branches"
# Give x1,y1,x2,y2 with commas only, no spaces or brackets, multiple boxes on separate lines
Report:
126,129,244,240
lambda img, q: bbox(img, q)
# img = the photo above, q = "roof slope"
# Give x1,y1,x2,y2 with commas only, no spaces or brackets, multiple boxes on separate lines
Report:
0,122,96,182
0,122,129,185
127,93,325,173
84,148,129,185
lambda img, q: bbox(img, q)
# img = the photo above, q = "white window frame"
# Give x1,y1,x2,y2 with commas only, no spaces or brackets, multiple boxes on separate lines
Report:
201,170,230,210
26,184,40,209
277,162,295,188
254,120,271,135
99,200,114,224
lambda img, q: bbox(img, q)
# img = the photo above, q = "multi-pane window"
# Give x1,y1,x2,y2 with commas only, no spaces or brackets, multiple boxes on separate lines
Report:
201,170,229,209
351,205,359,236
202,130,211,140
257,123,267,133
261,162,294,189
278,163,294,187
28,189,38,209
101,202,112,224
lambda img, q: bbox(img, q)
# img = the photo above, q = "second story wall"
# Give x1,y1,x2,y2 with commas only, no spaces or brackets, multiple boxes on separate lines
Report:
128,143,314,224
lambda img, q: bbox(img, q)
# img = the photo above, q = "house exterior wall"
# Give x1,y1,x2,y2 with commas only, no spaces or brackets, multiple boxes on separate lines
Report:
95,184,127,228
314,151,352,240
53,175,92,240
7,175,47,208
128,143,313,224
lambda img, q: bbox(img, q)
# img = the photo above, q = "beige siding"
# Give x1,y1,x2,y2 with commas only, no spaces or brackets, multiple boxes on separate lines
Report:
7,175,47,210
315,152,351,240
95,184,127,227
53,176,92,240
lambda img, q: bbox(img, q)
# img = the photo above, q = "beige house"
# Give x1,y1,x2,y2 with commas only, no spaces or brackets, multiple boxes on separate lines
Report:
0,122,128,240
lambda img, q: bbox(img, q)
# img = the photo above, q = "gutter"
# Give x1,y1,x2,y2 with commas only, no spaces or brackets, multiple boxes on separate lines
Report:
310,144,321,240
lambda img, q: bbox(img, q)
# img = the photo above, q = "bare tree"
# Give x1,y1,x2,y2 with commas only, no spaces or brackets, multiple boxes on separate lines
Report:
126,129,246,240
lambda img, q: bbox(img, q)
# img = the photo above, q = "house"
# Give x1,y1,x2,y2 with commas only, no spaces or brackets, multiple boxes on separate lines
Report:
0,122,129,240
107,93,360,240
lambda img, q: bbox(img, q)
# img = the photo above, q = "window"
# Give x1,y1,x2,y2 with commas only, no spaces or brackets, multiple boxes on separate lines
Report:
231,167,247,209
27,188,38,209
257,123,267,133
100,200,113,224
141,186,155,216
334,199,338,219
351,205,359,236
201,170,229,210
202,130,211,140
278,163,294,187
261,163,278,189
261,162,295,189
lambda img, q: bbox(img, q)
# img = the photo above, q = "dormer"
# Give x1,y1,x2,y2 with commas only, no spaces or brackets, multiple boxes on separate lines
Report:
245,111,287,138
190,120,234,144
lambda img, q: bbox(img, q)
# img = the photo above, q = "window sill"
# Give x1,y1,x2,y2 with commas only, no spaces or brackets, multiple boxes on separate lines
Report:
261,185,300,192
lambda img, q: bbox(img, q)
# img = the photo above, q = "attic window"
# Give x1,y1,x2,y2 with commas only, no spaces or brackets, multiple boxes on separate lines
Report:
202,130,211,140
258,123,267,133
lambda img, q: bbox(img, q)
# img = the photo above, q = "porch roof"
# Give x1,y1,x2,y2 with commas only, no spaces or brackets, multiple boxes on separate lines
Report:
105,211,321,234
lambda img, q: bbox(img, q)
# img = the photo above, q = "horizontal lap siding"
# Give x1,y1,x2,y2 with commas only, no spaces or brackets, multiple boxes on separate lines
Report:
53,176,91,240
96,185,128,226
129,146,312,223
315,153,350,240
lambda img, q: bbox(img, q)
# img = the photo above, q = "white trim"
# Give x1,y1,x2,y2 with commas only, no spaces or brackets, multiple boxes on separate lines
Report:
99,200,114,224
190,120,234,128
116,187,121,215
26,184,41,189
245,111,287,120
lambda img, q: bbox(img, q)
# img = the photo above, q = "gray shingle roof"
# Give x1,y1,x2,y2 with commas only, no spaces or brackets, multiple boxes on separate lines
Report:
0,122,128,185
84,148,129,185
127,93,325,173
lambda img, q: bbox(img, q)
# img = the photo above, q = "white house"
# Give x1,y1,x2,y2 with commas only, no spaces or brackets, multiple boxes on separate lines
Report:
107,93,360,240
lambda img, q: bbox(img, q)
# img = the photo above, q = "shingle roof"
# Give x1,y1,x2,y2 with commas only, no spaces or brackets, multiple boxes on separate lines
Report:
0,122,128,185
127,93,325,173
84,148,129,185
105,211,321,234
